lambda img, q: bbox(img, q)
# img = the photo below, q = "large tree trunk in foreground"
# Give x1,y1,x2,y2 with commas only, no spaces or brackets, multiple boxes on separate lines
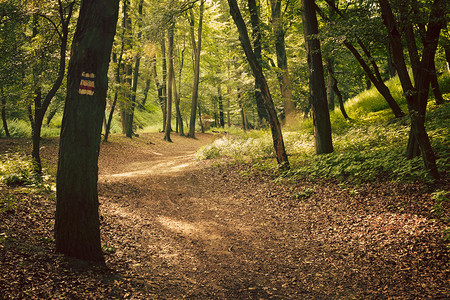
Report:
55,0,120,262
302,0,333,154
227,0,289,170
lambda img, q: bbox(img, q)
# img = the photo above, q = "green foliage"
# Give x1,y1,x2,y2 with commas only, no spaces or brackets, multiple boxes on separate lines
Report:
0,119,31,138
0,194,21,213
0,153,54,190
430,190,449,217
197,89,450,183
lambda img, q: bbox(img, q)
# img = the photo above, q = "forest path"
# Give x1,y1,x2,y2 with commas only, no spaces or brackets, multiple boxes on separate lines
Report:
94,132,447,299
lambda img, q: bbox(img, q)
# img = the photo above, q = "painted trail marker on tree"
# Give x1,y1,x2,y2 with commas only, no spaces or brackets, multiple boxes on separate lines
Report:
79,72,95,95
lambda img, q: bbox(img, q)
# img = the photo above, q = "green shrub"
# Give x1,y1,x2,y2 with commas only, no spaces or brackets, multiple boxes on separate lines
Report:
0,153,54,190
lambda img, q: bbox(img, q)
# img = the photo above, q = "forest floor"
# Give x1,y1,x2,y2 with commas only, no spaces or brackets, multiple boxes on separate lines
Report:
0,132,449,299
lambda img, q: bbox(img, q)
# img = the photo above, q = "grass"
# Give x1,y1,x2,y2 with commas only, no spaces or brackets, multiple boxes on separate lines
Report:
196,74,450,184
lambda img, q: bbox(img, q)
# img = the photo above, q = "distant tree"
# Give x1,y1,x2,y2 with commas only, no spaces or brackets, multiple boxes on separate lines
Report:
187,0,205,138
302,0,333,154
55,0,120,262
269,0,296,121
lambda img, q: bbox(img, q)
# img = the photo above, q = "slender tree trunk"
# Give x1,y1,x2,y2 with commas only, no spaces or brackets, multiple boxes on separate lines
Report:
326,57,335,111
173,68,184,136
430,60,443,104
379,0,442,179
1,88,10,138
120,0,132,135
187,1,205,138
247,0,269,125
326,60,350,120
344,40,405,118
104,20,126,142
321,1,404,118
141,78,151,108
31,2,74,174
164,20,174,142
218,85,225,128
55,0,120,262
227,0,289,170
151,55,167,130
270,0,295,121
161,36,168,132
302,0,333,155
126,0,144,138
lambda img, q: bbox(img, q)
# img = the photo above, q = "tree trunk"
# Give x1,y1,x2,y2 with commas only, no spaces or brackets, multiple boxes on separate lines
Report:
173,68,184,136
164,20,174,142
104,21,126,142
227,0,289,170
326,60,350,120
326,57,335,111
151,55,166,130
55,0,120,262
161,36,168,132
126,0,144,138
31,1,74,173
247,0,269,125
430,60,443,104
302,0,333,155
120,0,133,136
1,88,10,138
187,1,205,138
270,0,295,121
218,85,225,128
379,0,442,179
141,78,151,108
344,40,405,118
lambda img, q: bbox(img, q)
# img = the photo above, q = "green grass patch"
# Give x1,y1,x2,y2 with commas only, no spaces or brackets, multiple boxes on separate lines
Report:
0,153,55,191
197,88,450,183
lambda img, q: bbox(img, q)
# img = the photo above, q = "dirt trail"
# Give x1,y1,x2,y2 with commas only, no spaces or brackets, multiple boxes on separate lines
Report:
95,133,448,299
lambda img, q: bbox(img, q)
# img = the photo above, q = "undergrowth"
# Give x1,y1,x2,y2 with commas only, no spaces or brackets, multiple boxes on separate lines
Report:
197,93,450,184
0,152,55,192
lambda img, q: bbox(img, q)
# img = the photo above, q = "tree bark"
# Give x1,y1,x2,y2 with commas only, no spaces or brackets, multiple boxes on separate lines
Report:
1,88,10,138
164,20,174,142
270,0,295,121
321,0,404,118
187,1,205,138
218,85,225,128
326,60,350,120
151,55,167,130
302,0,333,155
55,0,120,262
227,0,289,170
326,57,335,111
379,0,443,179
31,1,74,173
247,0,269,125
126,0,144,138
104,12,126,142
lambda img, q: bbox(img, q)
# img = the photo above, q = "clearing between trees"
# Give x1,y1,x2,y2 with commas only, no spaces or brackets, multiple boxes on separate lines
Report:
0,132,448,299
